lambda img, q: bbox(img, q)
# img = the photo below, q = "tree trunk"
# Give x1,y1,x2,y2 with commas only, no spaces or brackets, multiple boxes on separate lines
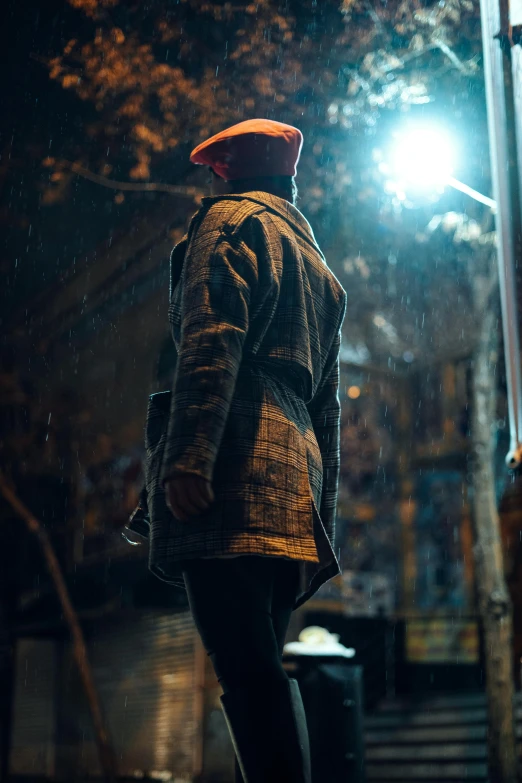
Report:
0,471,118,783
471,305,518,783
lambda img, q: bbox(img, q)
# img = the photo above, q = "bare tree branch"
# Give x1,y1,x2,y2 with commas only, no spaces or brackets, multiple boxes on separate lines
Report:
0,470,118,783
62,160,205,197
433,38,476,75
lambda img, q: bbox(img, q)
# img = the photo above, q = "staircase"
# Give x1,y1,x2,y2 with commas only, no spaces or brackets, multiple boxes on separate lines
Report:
364,691,522,782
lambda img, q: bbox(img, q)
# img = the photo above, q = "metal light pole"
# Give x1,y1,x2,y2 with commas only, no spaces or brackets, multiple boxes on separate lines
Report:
480,0,522,469
446,176,497,209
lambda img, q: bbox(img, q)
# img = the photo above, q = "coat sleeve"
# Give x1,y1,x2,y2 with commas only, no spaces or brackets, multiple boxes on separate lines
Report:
160,224,258,487
306,296,347,543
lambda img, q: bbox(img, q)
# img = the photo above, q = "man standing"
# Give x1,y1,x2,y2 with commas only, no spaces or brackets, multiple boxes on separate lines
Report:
131,119,347,782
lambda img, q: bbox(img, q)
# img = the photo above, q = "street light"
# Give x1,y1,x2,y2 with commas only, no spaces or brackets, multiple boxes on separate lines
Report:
377,123,522,468
378,124,497,209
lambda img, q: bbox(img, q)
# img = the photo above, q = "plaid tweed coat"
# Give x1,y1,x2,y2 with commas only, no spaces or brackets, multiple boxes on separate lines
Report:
128,191,347,609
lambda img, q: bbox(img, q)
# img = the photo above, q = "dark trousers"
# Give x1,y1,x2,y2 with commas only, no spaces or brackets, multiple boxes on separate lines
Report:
181,555,300,694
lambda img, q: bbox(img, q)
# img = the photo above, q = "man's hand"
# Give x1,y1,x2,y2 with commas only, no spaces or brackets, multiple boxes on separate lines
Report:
164,474,215,522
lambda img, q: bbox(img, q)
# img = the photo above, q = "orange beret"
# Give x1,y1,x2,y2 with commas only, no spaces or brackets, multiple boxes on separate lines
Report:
190,119,303,180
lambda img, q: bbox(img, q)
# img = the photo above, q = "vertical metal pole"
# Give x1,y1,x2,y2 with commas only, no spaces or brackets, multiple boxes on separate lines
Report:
480,0,522,468
510,0,522,410
511,0,522,161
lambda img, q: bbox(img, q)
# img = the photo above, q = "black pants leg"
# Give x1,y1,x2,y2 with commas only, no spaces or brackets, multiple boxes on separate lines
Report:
181,555,300,695
182,555,304,782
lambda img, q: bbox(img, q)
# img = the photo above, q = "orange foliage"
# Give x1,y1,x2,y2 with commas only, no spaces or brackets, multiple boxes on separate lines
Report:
45,0,481,194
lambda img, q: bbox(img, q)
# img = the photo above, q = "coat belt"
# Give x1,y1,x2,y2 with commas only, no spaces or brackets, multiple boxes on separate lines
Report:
240,357,306,401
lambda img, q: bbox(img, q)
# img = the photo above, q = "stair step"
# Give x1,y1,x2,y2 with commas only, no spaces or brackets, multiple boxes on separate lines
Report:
367,743,487,761
365,707,488,728
363,691,522,780
365,724,487,744
376,692,487,712
366,775,488,783
366,706,522,727
365,761,488,780
365,723,522,745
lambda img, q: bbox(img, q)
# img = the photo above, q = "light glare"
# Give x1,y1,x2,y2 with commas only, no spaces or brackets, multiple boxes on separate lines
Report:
390,126,455,191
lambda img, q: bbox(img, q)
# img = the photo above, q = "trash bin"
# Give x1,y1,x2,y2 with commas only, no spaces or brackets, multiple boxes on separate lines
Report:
283,650,366,783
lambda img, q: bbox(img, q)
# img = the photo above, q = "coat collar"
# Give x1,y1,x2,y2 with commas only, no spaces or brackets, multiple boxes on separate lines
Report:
200,192,321,253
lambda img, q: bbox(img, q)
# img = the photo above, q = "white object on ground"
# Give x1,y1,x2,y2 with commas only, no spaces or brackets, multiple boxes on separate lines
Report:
283,626,356,658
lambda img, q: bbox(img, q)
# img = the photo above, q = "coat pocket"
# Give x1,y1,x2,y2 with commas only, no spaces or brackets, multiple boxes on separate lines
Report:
125,390,172,539
145,390,172,454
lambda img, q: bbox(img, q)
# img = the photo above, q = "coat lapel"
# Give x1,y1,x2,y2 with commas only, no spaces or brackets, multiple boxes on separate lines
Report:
169,235,188,299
